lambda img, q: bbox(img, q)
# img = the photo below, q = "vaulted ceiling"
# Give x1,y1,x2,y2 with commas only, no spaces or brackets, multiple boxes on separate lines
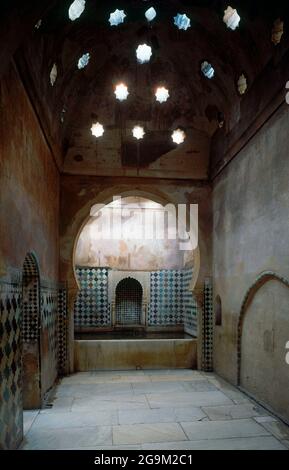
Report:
3,0,289,179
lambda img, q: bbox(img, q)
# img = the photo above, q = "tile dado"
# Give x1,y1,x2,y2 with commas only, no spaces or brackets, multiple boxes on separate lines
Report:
0,281,22,450
0,275,68,449
74,267,198,330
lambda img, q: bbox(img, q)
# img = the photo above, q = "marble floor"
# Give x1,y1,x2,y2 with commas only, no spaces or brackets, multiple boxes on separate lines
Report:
21,370,289,450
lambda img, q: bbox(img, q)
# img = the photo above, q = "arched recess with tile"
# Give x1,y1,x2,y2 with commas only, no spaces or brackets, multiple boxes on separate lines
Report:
238,272,289,423
22,252,42,409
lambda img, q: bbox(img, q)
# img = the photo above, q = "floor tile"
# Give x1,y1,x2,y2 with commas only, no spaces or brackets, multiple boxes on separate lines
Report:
202,404,269,421
181,419,270,441
142,436,287,450
147,391,233,408
113,422,187,445
22,425,112,450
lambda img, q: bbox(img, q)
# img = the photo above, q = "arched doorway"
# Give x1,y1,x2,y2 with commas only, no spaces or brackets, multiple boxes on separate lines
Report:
22,253,42,409
115,278,143,326
238,272,289,422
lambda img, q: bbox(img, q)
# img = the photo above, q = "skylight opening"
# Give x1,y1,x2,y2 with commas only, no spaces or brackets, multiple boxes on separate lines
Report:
68,0,86,21
109,9,126,26
132,126,145,140
223,6,240,31
201,61,215,79
91,122,104,138
114,83,129,101
172,129,186,145
50,63,57,86
78,53,90,70
174,13,191,31
145,7,157,22
136,44,152,64
35,19,42,30
155,87,170,103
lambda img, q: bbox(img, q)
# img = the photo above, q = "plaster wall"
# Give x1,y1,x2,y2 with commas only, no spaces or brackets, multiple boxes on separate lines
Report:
213,105,289,421
0,63,59,280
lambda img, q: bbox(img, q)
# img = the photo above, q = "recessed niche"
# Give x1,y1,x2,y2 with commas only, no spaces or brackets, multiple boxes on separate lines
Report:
74,154,83,162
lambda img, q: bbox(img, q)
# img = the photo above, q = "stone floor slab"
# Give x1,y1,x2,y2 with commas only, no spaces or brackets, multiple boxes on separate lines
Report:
113,422,187,445
142,436,287,450
147,391,233,408
181,418,271,441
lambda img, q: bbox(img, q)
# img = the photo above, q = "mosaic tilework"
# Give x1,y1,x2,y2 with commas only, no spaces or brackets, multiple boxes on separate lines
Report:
22,254,40,342
148,270,184,326
183,269,198,336
74,267,110,327
202,278,214,372
58,286,68,375
0,281,23,450
116,278,142,325
41,284,58,382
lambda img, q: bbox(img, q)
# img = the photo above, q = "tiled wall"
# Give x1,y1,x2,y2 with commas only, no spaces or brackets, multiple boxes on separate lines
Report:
0,273,67,449
202,278,214,371
74,267,197,332
183,269,198,336
74,267,110,327
0,280,23,450
148,270,184,326
40,283,59,398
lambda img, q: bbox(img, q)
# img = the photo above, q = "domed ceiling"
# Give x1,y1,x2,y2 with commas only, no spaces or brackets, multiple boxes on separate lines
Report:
3,0,289,178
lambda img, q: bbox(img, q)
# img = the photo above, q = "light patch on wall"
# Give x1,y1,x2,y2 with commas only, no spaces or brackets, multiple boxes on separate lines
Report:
114,83,129,101
223,6,240,30
91,122,104,138
145,7,157,22
78,53,90,69
50,63,57,86
136,44,152,64
201,61,215,79
272,18,284,45
172,128,186,145
69,0,86,21
155,87,170,103
237,73,247,95
174,13,191,31
132,126,145,140
109,9,126,26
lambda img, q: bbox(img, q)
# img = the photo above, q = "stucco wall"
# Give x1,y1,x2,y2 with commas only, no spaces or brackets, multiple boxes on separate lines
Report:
0,63,60,448
0,63,59,280
213,105,289,421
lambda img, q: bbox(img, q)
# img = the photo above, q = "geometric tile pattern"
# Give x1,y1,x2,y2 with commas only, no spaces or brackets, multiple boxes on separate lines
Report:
58,286,68,375
0,281,23,450
115,278,142,325
148,270,184,326
183,269,198,336
41,285,58,381
202,278,214,372
74,267,110,327
22,253,40,342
